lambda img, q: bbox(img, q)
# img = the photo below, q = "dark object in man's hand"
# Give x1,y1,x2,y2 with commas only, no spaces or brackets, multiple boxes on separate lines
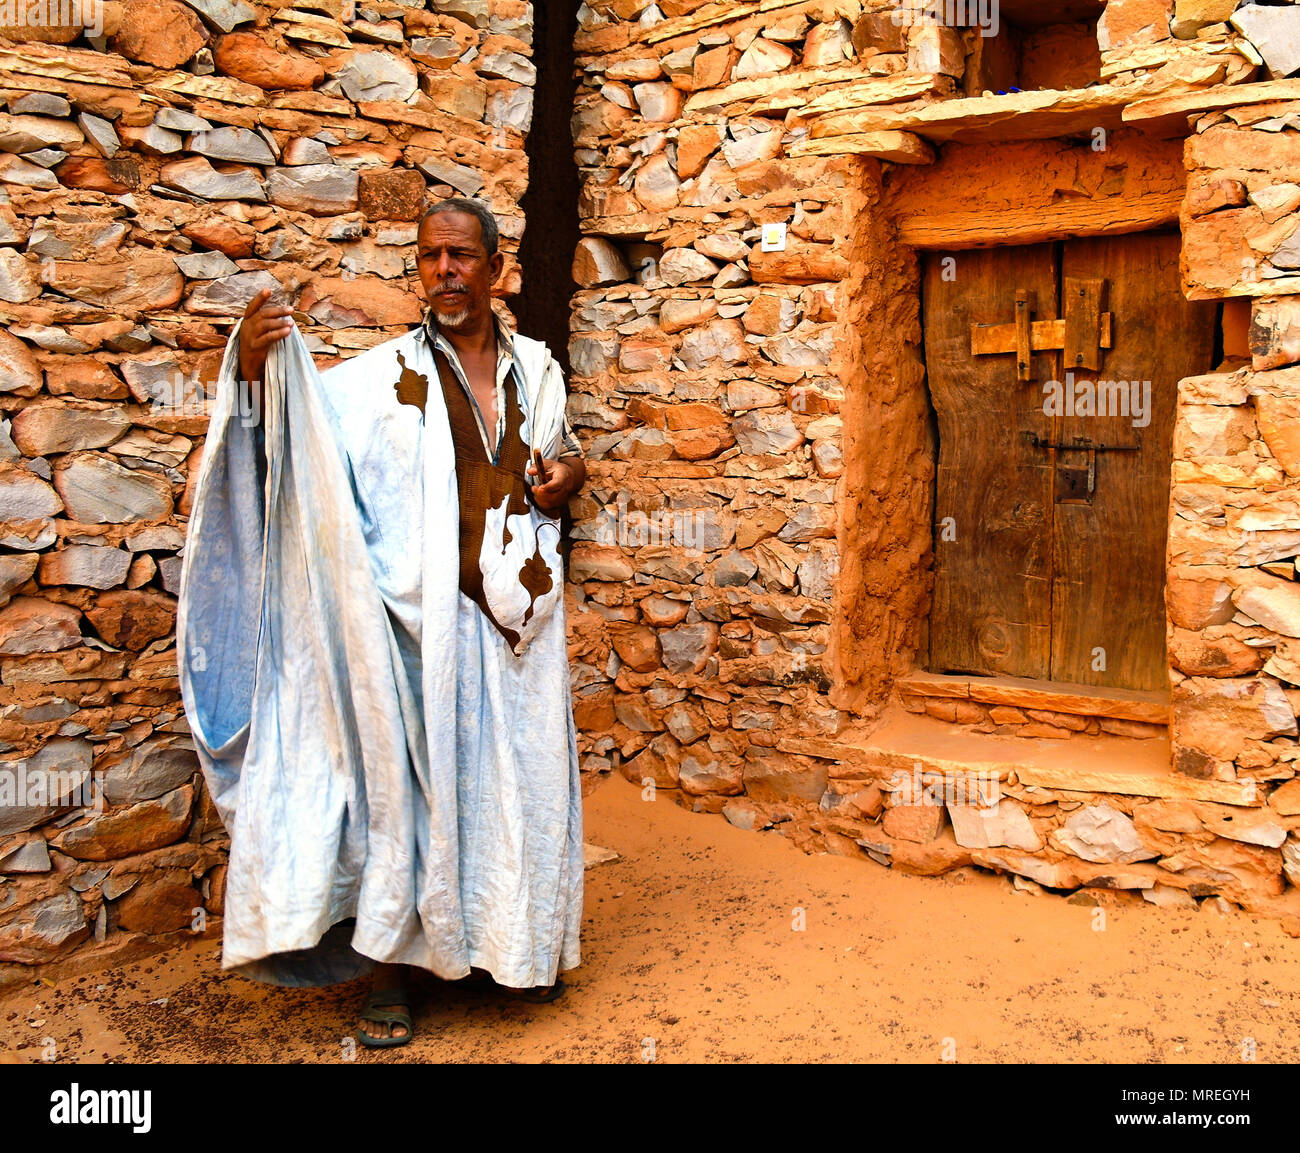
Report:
531,449,550,487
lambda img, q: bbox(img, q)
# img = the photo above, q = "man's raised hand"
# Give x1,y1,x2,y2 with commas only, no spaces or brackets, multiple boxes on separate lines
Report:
238,287,294,387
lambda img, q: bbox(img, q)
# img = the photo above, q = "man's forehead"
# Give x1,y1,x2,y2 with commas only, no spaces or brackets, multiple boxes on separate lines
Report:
418,211,486,251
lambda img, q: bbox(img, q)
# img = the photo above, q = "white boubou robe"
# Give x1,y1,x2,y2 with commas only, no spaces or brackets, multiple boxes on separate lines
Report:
176,319,583,988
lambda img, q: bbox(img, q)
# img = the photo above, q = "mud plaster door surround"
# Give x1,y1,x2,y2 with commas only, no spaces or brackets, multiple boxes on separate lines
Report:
847,133,1211,712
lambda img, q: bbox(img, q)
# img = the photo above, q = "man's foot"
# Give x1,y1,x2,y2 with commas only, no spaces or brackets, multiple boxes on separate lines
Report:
498,977,566,1004
356,963,412,1048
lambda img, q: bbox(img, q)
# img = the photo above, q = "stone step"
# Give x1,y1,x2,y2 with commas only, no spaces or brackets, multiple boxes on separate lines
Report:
780,708,1259,808
897,670,1170,725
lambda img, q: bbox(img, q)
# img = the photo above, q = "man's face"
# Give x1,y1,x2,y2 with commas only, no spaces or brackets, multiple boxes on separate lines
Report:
416,210,504,333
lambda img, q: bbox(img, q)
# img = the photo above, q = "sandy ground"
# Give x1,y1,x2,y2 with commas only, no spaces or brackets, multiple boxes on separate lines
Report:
3,772,1299,1064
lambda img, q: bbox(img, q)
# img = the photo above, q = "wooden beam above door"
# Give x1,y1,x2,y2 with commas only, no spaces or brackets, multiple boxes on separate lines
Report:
896,188,1182,249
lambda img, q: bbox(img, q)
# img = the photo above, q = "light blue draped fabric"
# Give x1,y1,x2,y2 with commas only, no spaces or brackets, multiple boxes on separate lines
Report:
177,321,583,988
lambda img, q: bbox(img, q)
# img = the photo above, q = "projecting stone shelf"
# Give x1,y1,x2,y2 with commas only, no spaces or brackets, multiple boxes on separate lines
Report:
803,83,1146,148
1123,79,1300,130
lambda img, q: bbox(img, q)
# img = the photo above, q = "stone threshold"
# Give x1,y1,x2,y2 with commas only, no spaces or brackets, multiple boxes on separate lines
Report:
895,670,1169,724
778,707,1258,808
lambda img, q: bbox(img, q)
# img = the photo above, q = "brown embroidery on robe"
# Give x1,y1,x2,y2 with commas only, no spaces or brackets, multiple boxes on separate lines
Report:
430,348,552,651
519,539,553,626
394,350,429,413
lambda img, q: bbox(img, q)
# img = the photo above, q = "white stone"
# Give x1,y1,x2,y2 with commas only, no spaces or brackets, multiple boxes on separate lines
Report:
1232,3,1300,77
479,51,535,84
333,50,419,102
0,155,57,189
1250,182,1300,224
174,250,241,280
735,409,802,455
0,470,62,519
53,456,173,523
633,81,681,121
178,0,256,32
414,155,483,196
0,113,82,154
1141,884,1196,908
658,248,720,286
1233,582,1300,636
10,93,69,116
722,131,782,168
269,164,361,215
948,799,1043,850
803,19,853,66
154,107,213,133
1053,804,1158,864
0,247,38,302
38,543,132,589
733,37,794,79
633,153,679,211
160,156,265,202
187,127,275,166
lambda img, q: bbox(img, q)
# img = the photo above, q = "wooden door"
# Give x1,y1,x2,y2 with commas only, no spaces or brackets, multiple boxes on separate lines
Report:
924,232,1215,693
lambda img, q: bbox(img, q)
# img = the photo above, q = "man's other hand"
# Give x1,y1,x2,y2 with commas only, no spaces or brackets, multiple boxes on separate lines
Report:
238,287,294,388
527,454,585,516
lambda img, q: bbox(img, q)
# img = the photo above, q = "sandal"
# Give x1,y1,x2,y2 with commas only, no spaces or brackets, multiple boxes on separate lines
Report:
356,987,413,1048
498,978,566,1004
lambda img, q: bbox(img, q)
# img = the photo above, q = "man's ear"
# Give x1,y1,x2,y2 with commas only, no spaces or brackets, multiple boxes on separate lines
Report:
489,251,505,284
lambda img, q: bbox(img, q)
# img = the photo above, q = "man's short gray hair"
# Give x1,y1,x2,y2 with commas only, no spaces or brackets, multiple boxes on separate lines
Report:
419,197,499,257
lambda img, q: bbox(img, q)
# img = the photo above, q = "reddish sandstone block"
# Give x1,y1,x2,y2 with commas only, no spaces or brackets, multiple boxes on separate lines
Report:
882,801,946,844
359,168,427,222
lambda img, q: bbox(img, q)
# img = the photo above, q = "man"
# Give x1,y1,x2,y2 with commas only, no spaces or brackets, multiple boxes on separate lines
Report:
177,197,586,1048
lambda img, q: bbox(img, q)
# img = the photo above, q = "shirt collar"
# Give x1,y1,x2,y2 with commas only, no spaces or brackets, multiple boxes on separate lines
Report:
421,309,514,360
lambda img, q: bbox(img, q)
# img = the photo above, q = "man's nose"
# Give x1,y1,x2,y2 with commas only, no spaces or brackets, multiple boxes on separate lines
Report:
433,251,455,278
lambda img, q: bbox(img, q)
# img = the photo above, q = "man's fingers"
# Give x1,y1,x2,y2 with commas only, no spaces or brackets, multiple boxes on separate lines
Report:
248,322,293,350
242,288,293,324
242,287,272,319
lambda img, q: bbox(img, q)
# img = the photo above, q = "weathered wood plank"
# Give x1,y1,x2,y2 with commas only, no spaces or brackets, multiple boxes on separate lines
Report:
1050,233,1215,692
1062,277,1106,372
1014,289,1033,382
972,315,1114,356
926,245,1057,680
898,671,1170,722
897,188,1183,250
964,678,1169,723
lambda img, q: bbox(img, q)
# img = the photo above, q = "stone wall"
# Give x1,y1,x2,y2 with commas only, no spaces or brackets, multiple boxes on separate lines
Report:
0,0,536,985
562,0,1300,914
1169,102,1300,899
565,0,917,811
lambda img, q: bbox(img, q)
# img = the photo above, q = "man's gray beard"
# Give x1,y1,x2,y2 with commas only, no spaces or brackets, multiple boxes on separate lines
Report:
433,303,471,329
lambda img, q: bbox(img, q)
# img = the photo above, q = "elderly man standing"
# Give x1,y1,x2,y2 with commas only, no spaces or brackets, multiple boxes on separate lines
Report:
177,197,587,1048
